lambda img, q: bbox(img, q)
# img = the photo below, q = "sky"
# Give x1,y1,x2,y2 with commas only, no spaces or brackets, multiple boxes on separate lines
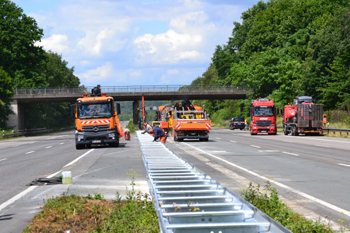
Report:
13,0,263,87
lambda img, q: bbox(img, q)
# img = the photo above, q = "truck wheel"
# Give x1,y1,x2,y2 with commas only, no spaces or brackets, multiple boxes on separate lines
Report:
112,140,120,147
283,124,288,135
292,126,299,136
76,143,83,150
204,138,209,141
174,133,178,141
240,128,243,130
229,125,233,130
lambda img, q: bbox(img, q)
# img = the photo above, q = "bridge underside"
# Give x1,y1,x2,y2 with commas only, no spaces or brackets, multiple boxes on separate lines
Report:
14,90,248,103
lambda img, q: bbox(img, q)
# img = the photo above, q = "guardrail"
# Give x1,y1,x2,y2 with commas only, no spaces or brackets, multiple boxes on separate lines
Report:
137,131,291,233
14,85,250,95
1,128,53,138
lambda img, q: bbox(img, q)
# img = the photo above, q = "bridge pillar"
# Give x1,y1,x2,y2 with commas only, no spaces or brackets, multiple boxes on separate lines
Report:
133,100,139,125
7,100,25,130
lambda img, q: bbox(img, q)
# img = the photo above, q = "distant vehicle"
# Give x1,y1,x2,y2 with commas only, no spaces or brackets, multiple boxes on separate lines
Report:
229,117,245,130
282,96,323,136
71,85,124,149
249,98,278,135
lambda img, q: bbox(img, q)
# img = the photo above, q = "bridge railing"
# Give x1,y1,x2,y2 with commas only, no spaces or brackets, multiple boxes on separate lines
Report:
14,85,249,95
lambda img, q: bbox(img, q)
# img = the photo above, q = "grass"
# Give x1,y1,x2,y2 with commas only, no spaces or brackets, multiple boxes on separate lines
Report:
23,170,159,233
241,181,347,233
125,119,138,134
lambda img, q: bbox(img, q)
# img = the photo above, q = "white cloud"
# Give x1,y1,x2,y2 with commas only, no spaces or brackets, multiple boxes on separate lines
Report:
167,69,179,75
78,62,114,85
134,29,204,64
35,34,69,53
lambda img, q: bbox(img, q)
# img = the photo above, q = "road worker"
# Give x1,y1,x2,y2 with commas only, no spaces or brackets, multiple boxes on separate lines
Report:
141,122,152,134
124,128,131,140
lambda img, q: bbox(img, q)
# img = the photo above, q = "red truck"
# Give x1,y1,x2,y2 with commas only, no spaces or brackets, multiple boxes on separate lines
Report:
282,96,323,136
249,98,278,135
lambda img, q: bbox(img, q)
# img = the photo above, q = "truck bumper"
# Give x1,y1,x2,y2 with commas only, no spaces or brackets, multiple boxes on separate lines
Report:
251,127,276,134
178,135,209,139
75,138,119,145
75,131,119,145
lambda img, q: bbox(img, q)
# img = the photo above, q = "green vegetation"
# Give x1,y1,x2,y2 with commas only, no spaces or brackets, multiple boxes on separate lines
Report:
241,181,337,233
190,0,350,124
23,170,159,233
125,120,138,134
0,0,80,130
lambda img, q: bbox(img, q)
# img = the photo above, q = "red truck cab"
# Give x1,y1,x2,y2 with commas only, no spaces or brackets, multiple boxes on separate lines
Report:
250,98,278,135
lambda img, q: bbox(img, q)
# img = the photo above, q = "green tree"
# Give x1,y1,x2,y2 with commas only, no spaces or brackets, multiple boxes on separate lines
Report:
0,0,46,87
0,68,13,128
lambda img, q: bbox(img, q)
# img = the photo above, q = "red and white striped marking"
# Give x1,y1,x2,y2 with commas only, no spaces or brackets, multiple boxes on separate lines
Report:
176,123,181,130
206,123,211,130
81,120,110,125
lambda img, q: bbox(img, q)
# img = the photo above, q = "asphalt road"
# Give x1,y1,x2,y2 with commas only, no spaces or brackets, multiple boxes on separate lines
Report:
166,128,350,230
1,126,349,232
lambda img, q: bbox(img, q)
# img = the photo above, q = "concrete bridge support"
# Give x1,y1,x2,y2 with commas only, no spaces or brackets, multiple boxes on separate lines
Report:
133,100,140,125
7,100,25,130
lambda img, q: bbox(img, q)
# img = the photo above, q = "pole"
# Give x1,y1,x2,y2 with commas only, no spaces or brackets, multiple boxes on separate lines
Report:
142,94,145,125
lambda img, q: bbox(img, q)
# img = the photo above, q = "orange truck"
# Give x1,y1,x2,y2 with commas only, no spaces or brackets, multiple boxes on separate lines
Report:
71,85,124,149
169,101,211,141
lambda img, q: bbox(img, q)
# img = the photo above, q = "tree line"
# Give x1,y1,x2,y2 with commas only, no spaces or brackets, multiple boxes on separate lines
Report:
190,0,350,122
0,0,80,129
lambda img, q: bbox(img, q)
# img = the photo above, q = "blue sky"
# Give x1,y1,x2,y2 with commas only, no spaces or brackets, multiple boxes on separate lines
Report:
13,0,263,87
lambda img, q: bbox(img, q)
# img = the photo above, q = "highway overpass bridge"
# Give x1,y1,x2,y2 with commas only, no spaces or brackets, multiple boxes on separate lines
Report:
8,85,250,129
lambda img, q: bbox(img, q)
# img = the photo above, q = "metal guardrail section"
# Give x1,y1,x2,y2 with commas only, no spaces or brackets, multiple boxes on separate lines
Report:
137,131,291,233
14,85,249,95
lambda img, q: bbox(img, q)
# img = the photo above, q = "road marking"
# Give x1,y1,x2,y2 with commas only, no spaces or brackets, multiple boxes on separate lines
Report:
315,145,330,148
339,163,350,168
26,151,35,154
282,151,300,156
258,150,279,153
230,140,236,143
250,145,261,148
46,146,52,148
0,149,94,212
216,137,221,140
182,142,350,217
210,151,227,153
0,158,7,162
60,142,64,145
64,149,95,167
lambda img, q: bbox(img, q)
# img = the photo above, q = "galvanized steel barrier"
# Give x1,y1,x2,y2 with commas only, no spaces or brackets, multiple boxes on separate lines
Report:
137,131,291,233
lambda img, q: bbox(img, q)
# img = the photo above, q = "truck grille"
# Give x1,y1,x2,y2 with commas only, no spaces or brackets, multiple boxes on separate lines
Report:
256,121,272,127
82,125,110,132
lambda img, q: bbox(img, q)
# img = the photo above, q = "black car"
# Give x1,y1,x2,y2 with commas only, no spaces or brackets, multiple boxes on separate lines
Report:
229,117,245,130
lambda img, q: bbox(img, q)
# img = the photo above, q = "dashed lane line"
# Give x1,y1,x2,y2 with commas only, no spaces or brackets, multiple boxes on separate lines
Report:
64,149,95,167
46,146,52,149
339,163,350,168
230,140,236,143
60,143,64,145
282,151,300,156
0,149,94,212
26,151,35,154
216,137,221,140
0,158,7,162
182,142,350,217
250,145,261,148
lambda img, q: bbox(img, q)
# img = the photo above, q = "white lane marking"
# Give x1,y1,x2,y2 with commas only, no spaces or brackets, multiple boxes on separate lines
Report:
230,140,236,143
26,151,35,154
59,143,64,145
183,142,350,217
0,186,37,212
46,146,52,149
258,150,279,153
339,163,350,168
0,158,7,162
0,149,94,211
315,145,330,148
250,145,261,148
210,151,227,153
216,137,221,140
282,151,300,156
64,149,95,167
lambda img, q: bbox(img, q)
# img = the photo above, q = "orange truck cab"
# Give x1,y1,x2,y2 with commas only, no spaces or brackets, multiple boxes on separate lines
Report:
250,98,278,135
71,85,124,149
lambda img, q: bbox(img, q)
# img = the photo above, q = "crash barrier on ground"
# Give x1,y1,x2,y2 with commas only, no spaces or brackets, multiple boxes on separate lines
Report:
137,131,291,233
1,128,53,138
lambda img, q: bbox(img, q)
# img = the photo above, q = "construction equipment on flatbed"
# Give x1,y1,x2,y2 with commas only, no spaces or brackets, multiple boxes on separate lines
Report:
282,96,323,136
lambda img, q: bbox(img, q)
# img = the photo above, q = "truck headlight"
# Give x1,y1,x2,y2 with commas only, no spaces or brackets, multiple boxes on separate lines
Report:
271,125,275,129
253,125,257,129
109,133,115,139
78,134,84,141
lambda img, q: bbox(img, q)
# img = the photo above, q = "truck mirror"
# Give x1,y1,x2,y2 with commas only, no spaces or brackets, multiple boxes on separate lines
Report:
116,103,121,115
70,104,76,118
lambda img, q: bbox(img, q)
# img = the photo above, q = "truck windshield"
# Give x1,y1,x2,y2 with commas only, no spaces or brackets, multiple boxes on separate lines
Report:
254,107,274,117
78,103,112,119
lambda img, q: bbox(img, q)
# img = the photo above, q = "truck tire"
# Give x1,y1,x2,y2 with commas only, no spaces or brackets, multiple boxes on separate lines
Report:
76,143,83,150
204,138,209,141
229,125,233,130
283,124,288,135
292,126,299,136
111,140,120,147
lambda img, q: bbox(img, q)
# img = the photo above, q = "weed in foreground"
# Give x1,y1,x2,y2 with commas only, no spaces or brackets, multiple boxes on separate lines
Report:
241,181,335,233
23,170,159,233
